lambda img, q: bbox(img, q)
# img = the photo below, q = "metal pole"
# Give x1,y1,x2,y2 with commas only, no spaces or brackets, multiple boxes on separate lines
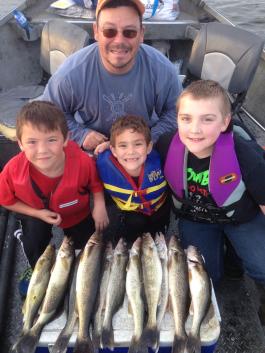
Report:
0,207,9,259
0,212,17,335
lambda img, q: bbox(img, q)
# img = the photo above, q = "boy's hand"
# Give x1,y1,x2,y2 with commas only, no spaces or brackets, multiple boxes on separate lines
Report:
38,209,62,226
92,204,109,233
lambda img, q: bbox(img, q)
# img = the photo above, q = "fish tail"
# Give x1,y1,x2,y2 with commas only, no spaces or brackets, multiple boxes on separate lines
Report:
128,335,142,353
101,325,114,350
184,335,201,353
91,331,100,350
171,334,187,353
73,336,95,353
12,329,41,353
51,332,72,353
141,326,159,351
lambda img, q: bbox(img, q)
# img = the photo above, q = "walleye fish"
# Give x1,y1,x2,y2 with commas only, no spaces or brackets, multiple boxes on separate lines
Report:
155,232,169,328
51,252,81,353
74,232,103,353
126,237,144,353
168,236,189,353
141,233,162,351
92,241,113,349
12,244,55,352
14,236,75,353
22,244,56,332
185,245,211,353
101,238,128,350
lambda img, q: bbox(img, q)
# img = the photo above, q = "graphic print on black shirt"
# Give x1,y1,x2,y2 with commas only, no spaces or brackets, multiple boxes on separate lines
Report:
186,153,216,217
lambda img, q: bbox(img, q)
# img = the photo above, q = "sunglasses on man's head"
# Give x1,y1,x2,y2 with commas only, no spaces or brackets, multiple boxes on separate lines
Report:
100,28,138,39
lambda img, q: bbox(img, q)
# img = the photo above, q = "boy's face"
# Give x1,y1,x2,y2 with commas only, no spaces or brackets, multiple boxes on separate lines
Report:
177,95,231,158
110,129,152,177
18,123,68,175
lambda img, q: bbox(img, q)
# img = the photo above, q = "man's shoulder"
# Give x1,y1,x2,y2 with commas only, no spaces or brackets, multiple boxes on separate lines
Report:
54,43,98,75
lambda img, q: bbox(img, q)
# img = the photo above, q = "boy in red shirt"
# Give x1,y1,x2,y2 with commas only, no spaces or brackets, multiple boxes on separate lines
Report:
0,101,109,295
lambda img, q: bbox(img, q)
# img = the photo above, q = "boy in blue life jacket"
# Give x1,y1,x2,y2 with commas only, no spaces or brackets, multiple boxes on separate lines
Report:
156,80,265,296
0,101,109,296
96,115,170,245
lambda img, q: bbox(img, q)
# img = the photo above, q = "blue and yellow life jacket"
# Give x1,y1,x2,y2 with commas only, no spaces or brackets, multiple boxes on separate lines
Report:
97,149,167,215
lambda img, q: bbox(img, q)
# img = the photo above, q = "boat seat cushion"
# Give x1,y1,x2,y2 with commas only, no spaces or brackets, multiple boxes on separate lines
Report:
0,20,89,141
0,86,44,140
187,22,264,94
40,19,90,75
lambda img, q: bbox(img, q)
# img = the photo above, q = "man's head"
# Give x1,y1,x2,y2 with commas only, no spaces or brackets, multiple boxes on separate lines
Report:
93,0,145,74
110,115,152,177
176,80,232,158
16,101,68,141
96,0,145,19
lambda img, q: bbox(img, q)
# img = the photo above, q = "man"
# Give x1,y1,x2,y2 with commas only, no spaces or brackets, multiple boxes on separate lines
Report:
42,0,182,153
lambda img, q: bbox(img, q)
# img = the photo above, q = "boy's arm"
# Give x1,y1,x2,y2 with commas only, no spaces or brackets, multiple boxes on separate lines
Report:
4,201,62,226
92,191,109,232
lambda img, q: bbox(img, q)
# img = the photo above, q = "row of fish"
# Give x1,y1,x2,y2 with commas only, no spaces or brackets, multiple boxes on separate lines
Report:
12,232,213,353
124,233,212,353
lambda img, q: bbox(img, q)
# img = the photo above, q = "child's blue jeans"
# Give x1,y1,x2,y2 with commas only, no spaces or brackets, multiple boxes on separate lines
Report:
178,211,265,286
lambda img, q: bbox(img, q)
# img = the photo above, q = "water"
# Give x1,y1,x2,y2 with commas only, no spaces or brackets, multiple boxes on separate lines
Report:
205,0,265,40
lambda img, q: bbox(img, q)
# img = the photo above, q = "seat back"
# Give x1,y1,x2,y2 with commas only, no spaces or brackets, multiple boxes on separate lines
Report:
185,22,264,113
40,20,90,75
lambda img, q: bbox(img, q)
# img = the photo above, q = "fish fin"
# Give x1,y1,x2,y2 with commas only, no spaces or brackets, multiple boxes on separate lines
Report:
128,299,133,315
171,335,187,353
141,326,159,351
73,336,95,353
101,325,114,350
184,335,200,353
22,298,27,316
188,301,194,316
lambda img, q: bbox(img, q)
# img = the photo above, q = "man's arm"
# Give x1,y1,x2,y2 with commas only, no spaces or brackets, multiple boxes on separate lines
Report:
42,74,90,146
151,70,182,142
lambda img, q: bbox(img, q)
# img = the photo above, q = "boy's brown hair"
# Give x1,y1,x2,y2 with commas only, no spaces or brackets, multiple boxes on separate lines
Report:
177,80,231,118
16,101,68,141
110,115,151,146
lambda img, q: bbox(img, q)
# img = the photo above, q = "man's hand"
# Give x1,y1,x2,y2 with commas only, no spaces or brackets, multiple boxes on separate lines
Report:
38,209,62,226
82,131,108,151
94,141,110,156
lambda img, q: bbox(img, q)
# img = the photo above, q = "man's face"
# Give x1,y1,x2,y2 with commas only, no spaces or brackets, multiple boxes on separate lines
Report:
93,6,144,74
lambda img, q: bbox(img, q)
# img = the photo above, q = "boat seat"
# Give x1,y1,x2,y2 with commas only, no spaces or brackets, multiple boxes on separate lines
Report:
0,20,89,141
184,22,264,115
